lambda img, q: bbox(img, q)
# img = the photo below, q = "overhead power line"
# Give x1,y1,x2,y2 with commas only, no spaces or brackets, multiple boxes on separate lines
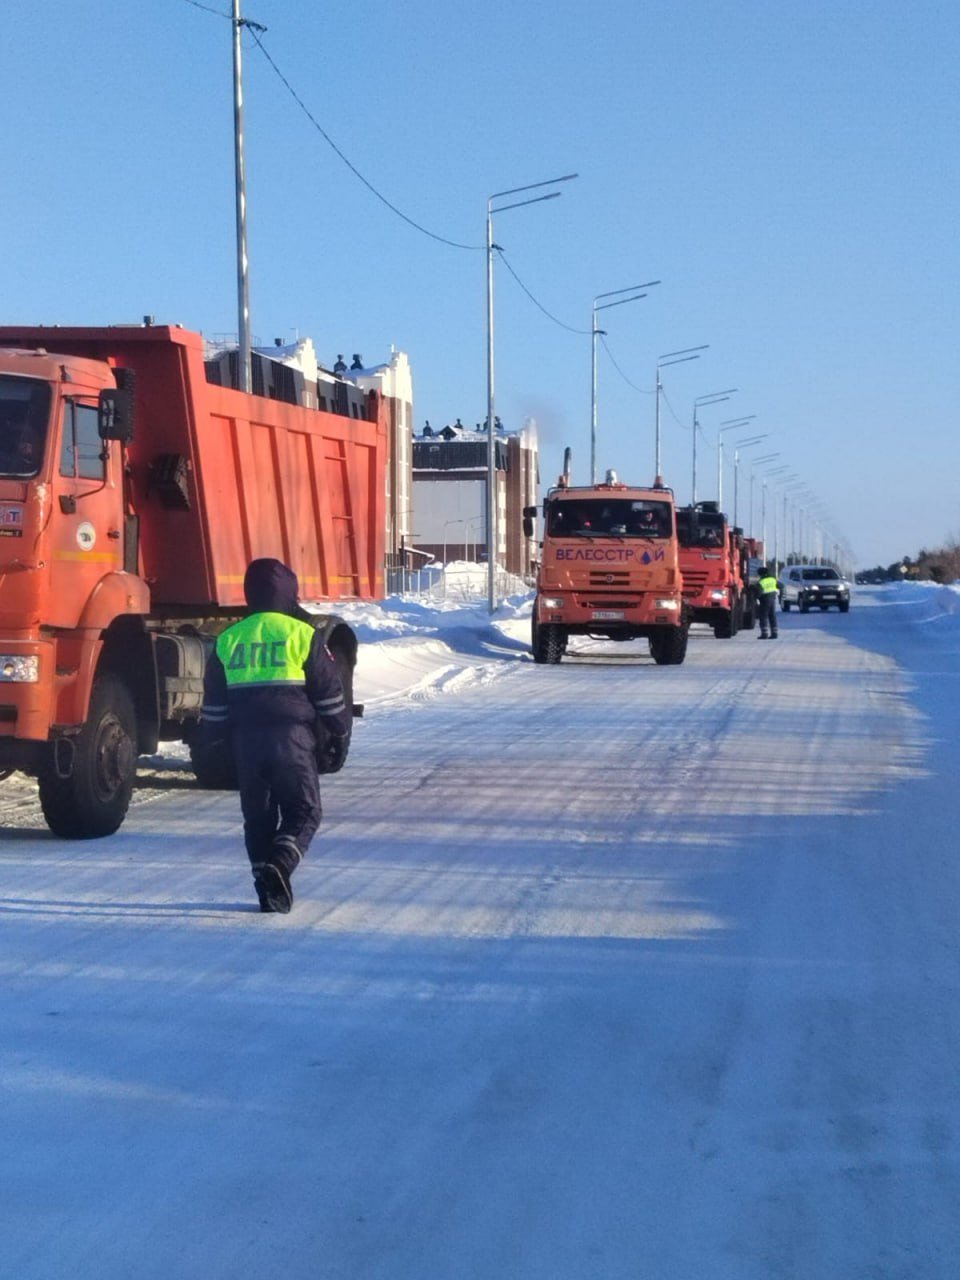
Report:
180,0,481,248
598,334,655,395
181,0,232,18
495,249,590,335
247,27,483,251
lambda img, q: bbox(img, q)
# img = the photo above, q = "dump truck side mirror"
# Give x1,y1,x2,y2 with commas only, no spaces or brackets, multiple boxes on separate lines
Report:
98,370,135,443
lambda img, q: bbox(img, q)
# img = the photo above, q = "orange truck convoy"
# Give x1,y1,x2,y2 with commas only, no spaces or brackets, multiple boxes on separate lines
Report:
524,457,690,665
675,500,755,638
0,324,386,838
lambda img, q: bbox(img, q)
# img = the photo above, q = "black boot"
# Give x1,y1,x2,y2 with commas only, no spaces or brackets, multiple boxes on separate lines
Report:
255,862,293,914
251,862,274,912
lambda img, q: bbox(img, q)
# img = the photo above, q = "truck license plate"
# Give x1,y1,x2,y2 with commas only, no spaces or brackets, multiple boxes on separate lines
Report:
592,609,625,620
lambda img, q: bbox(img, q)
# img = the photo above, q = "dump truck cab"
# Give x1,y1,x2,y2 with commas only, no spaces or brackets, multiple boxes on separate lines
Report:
526,467,689,665
0,350,145,760
676,500,751,638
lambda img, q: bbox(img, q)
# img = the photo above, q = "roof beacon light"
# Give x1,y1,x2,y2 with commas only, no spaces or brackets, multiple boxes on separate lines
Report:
605,469,619,486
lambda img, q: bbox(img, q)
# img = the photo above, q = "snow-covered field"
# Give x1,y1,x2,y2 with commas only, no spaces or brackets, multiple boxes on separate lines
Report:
2,578,959,1278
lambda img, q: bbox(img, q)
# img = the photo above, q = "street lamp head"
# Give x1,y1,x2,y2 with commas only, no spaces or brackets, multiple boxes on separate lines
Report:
489,172,578,205
658,344,708,370
594,280,660,306
696,388,738,407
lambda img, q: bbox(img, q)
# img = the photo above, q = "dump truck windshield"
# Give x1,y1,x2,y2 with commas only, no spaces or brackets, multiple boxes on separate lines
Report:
0,377,51,478
676,509,725,548
547,498,672,538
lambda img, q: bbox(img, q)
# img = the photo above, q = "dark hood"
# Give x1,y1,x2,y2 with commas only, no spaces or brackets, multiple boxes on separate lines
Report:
243,558,300,614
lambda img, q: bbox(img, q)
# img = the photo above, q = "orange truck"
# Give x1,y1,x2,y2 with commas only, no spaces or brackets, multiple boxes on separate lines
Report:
523,461,689,664
0,323,386,837
675,500,753,637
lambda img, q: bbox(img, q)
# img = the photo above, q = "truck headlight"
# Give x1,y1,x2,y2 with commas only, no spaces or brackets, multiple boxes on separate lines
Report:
654,598,680,611
541,596,564,609
710,589,727,601
0,655,39,682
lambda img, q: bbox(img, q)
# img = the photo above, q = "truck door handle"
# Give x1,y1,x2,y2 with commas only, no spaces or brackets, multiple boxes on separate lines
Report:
107,529,122,539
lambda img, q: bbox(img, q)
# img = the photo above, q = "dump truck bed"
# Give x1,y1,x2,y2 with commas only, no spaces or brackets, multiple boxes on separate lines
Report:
0,325,387,610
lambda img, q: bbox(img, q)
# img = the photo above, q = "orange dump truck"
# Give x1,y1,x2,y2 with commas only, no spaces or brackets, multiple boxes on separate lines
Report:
0,324,386,837
524,464,689,664
675,500,753,638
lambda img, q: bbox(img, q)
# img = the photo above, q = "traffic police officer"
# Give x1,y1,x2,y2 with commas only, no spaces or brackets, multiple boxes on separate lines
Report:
756,565,780,639
201,558,352,913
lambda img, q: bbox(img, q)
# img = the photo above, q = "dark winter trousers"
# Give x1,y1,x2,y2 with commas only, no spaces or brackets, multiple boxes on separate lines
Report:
234,723,321,877
758,593,778,637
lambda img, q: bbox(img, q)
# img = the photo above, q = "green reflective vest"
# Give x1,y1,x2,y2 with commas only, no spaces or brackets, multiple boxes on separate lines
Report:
758,574,779,596
216,612,315,688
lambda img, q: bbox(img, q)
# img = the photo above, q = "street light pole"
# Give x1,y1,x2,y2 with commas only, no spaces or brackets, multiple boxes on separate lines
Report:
486,172,577,614
749,453,780,534
591,280,660,483
777,480,803,567
716,416,756,511
762,469,792,552
692,389,737,504
731,434,768,528
655,346,708,485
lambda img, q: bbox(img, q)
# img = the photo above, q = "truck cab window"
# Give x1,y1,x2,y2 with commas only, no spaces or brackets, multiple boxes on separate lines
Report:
0,376,51,477
60,402,104,481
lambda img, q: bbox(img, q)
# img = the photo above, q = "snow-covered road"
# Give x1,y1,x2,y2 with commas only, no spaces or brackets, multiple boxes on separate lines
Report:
2,585,959,1278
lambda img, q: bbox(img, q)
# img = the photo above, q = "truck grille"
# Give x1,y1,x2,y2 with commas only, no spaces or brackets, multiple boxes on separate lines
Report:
588,570,632,586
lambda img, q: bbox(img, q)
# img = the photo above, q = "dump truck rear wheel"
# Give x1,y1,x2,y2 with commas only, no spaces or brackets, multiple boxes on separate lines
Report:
39,674,137,838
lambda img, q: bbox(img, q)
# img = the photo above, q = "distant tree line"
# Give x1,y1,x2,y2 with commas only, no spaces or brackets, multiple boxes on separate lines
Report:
858,537,960,585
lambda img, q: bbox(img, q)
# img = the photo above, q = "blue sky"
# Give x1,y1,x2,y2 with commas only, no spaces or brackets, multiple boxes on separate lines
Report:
4,1,958,567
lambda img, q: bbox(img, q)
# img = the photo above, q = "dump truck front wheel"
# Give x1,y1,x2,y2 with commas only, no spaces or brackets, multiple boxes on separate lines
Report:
39,675,137,838
532,621,564,664
649,623,689,666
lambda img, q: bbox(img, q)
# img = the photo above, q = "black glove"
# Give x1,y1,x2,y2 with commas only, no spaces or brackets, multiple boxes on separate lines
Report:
317,733,349,775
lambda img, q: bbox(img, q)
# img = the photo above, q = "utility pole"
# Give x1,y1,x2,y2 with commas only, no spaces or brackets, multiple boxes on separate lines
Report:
232,1,265,393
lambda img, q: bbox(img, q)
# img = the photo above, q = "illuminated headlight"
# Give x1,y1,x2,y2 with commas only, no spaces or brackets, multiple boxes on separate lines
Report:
654,598,681,611
541,596,564,609
806,584,820,592
710,589,727,601
0,655,39,682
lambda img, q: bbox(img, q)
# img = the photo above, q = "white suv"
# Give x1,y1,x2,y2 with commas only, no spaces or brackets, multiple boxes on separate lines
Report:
779,564,851,613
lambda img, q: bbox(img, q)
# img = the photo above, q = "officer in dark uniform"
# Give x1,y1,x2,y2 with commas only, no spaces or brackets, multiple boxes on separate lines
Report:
755,565,781,639
200,558,352,913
